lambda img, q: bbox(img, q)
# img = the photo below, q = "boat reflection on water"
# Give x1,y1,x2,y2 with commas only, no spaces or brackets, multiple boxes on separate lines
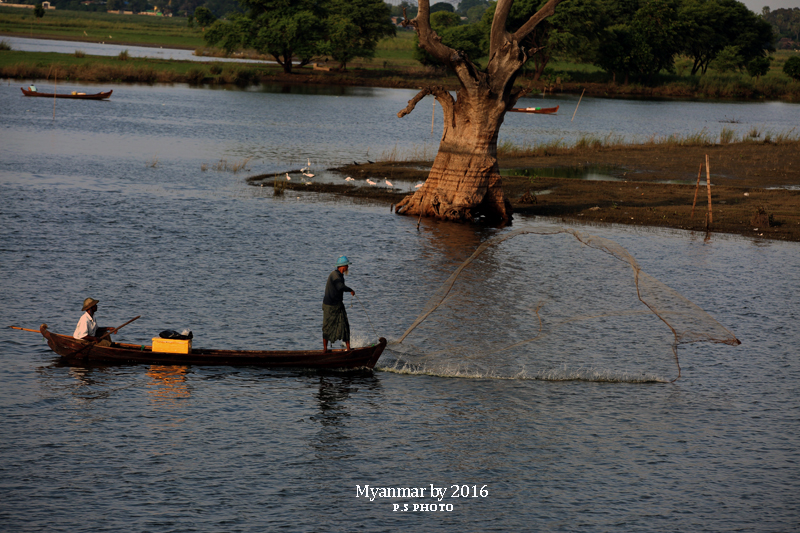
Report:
146,365,191,403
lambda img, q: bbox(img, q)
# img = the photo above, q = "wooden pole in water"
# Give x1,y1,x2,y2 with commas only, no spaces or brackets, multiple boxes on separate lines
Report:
705,154,713,227
691,163,702,219
571,88,585,122
53,68,57,120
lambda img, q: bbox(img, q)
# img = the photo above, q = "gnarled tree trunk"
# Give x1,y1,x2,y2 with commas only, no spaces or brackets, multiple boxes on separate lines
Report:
394,0,563,224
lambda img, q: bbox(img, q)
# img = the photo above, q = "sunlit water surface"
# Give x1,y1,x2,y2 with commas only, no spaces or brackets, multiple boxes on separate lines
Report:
1,82,798,532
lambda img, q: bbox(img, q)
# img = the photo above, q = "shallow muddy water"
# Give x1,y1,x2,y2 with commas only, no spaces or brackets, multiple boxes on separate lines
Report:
1,82,798,532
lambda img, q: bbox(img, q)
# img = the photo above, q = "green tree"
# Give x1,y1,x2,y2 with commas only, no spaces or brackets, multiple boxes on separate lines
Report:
431,2,455,12
323,0,395,70
745,55,771,78
456,0,489,15
204,0,393,74
595,0,682,84
482,0,601,81
784,55,800,80
712,45,740,72
465,4,489,23
203,0,324,73
34,3,45,17
680,0,775,76
194,6,218,29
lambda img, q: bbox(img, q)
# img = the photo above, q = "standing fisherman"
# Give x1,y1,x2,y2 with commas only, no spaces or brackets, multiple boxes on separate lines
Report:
322,256,355,353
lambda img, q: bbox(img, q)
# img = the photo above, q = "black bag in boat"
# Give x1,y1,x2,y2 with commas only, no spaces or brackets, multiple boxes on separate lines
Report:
159,329,193,340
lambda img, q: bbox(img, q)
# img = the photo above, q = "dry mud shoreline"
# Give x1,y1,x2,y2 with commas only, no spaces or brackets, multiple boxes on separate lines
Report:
249,142,800,242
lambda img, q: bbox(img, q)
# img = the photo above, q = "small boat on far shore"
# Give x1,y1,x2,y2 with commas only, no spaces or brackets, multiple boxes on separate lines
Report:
39,324,386,370
509,105,559,114
21,88,113,100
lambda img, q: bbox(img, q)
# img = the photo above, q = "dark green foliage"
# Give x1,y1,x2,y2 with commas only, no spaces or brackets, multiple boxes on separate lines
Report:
431,2,455,13
784,56,800,80
34,3,45,18
456,0,489,16
762,7,800,46
413,9,486,68
194,6,217,27
746,55,771,78
680,0,774,76
322,0,395,70
203,0,392,73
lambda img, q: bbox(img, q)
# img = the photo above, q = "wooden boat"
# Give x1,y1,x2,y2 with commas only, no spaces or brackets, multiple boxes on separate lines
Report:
40,324,386,370
21,88,113,100
509,105,559,114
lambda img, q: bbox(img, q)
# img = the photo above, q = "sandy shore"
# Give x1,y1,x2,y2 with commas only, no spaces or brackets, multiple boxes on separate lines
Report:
249,142,800,242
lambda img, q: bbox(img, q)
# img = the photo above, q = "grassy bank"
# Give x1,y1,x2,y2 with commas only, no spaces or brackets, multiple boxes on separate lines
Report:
0,6,204,48
0,50,269,84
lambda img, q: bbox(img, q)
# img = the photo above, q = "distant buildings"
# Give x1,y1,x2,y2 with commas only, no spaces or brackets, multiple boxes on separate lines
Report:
0,1,56,9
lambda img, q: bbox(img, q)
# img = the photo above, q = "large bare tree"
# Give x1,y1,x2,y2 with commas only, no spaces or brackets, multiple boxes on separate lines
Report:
395,0,563,223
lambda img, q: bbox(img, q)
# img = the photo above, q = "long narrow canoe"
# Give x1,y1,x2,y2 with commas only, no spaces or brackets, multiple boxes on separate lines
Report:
509,105,559,114
21,88,113,100
40,324,386,370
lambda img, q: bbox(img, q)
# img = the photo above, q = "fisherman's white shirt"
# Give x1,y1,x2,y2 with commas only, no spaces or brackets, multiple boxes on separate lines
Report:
73,311,97,339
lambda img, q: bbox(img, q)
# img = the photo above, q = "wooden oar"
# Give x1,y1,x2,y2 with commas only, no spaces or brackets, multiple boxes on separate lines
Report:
8,326,40,333
66,315,141,358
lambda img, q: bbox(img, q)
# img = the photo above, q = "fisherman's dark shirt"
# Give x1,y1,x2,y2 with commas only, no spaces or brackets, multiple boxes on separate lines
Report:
323,270,352,306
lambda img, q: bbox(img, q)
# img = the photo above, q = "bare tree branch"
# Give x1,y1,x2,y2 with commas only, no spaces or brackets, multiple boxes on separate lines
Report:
397,86,455,128
407,0,459,69
490,0,515,59
513,0,564,43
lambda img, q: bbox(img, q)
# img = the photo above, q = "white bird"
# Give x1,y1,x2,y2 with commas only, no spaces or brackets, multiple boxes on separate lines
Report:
345,177,355,181
414,183,424,188
307,158,311,167
384,178,393,187
303,172,314,178
285,173,291,181
366,179,377,185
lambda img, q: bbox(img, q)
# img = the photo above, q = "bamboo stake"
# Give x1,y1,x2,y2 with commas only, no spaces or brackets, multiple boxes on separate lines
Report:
705,154,713,227
52,69,57,120
691,163,702,219
571,88,585,122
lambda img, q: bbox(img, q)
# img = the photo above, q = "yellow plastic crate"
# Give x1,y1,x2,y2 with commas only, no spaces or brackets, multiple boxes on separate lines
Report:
152,337,192,354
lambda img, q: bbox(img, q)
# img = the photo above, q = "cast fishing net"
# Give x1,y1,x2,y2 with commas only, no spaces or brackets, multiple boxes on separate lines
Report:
383,227,739,382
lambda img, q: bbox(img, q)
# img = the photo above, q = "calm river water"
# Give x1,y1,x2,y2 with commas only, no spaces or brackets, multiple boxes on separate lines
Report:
1,81,798,532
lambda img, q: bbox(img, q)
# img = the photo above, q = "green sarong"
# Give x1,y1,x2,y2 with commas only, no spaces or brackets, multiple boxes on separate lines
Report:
322,303,350,342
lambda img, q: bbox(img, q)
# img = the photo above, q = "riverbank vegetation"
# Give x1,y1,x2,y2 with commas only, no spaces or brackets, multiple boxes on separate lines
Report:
0,6,204,48
2,3,800,99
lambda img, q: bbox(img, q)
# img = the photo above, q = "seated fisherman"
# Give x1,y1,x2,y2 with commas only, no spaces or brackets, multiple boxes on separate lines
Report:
73,298,114,346
29,84,37,92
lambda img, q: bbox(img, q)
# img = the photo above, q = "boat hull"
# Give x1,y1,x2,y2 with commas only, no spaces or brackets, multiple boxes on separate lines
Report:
40,324,386,370
21,88,113,100
509,105,559,114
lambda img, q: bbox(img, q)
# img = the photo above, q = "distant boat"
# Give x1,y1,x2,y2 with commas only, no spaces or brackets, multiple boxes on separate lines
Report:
509,105,559,114
21,88,113,100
